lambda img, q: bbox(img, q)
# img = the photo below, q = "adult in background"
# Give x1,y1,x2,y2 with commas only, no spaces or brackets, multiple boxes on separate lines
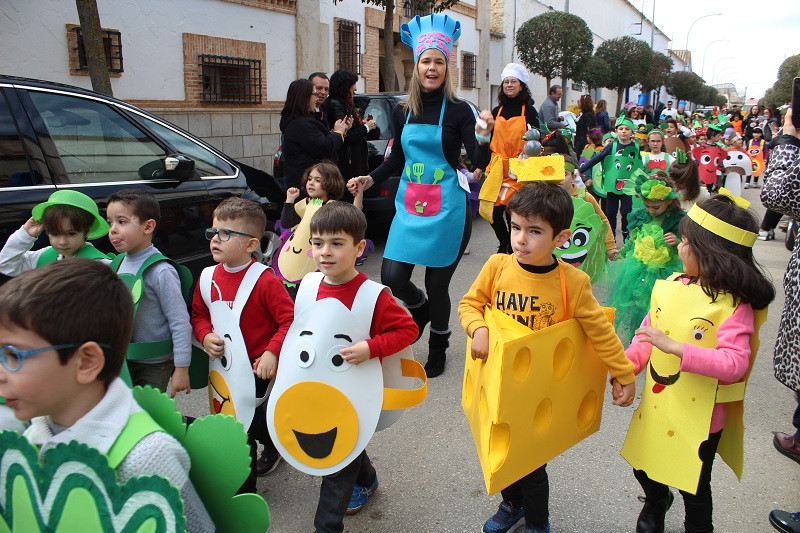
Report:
348,13,492,378
761,109,800,533
480,62,540,254
574,94,597,155
326,70,378,183
595,99,611,133
309,72,330,127
540,85,565,131
763,105,781,142
744,104,762,142
279,78,352,189
660,100,678,121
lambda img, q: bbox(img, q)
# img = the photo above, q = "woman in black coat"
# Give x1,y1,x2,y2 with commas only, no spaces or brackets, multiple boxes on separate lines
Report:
574,94,597,154
279,78,352,189
326,70,378,181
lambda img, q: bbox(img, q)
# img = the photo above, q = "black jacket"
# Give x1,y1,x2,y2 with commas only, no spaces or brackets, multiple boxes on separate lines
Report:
327,97,378,179
279,114,343,189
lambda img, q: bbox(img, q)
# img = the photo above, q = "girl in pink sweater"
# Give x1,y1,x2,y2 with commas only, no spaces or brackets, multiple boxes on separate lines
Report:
619,194,774,533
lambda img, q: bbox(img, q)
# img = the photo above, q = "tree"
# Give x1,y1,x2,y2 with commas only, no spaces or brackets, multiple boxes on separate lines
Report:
639,51,673,103
334,0,458,92
515,11,593,108
759,54,800,106
666,71,704,104
595,36,652,114
576,55,611,94
75,0,113,96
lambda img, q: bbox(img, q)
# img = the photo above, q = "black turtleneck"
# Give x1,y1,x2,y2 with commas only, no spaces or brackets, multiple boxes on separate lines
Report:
370,88,490,184
491,94,540,129
518,255,559,274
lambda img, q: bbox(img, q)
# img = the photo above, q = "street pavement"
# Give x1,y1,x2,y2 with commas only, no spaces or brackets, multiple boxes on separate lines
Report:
177,186,799,532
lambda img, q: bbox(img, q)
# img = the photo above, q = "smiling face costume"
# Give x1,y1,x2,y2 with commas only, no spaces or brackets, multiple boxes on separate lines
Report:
553,196,608,283
275,198,324,284
692,145,725,186
267,273,426,476
721,150,753,196
601,140,643,193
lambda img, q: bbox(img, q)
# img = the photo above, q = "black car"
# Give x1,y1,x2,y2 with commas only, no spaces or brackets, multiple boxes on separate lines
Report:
272,93,479,224
0,76,282,280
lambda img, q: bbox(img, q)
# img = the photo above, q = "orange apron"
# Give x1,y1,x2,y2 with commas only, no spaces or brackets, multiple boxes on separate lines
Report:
487,106,527,205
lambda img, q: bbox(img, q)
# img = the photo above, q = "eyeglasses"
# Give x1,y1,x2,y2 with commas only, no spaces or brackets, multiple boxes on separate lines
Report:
1,344,77,372
205,228,256,242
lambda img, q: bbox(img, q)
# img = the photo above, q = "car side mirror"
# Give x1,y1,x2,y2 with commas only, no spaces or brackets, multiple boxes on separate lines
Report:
138,154,195,181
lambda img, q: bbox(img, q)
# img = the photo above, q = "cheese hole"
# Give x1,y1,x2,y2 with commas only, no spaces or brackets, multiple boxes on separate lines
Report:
553,337,575,382
513,347,531,383
488,423,510,471
463,369,474,409
533,398,553,433
577,390,598,431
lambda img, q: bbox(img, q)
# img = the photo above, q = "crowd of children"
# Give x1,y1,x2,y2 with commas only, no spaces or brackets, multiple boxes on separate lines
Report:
0,51,782,532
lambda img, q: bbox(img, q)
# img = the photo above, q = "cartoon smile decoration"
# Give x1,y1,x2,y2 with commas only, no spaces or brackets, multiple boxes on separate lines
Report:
275,198,324,284
553,197,607,283
721,150,752,196
268,273,426,475
691,146,725,186
621,278,765,494
602,143,642,193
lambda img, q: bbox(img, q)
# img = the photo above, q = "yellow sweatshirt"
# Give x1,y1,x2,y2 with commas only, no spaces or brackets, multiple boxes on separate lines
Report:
459,254,635,385
570,185,616,251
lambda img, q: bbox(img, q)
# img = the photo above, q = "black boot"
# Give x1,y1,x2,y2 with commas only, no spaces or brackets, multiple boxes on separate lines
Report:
425,331,450,378
407,294,429,343
636,491,674,533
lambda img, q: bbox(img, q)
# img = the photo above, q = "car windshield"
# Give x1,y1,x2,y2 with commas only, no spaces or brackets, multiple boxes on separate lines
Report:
354,96,396,141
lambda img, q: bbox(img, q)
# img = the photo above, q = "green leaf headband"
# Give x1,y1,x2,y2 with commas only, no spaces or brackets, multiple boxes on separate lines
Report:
615,117,635,130
639,179,676,201
675,148,688,164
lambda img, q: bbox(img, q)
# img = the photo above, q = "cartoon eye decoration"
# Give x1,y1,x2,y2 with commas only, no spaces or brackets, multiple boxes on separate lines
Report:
700,154,711,165
558,240,570,250
295,339,315,368
725,155,731,162
327,351,352,372
220,334,233,370
691,327,707,341
714,157,720,166
615,161,622,170
737,154,744,161
625,163,633,172
572,228,590,247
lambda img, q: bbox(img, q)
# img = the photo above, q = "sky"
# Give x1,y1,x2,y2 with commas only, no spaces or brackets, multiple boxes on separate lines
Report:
643,0,800,101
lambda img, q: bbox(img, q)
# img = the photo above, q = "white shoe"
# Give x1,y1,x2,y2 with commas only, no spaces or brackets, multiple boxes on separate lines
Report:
744,183,752,189
758,230,769,241
753,183,761,188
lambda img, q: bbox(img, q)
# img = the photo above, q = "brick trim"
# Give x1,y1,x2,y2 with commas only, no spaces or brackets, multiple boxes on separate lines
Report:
217,0,296,14
65,23,123,78
450,2,478,19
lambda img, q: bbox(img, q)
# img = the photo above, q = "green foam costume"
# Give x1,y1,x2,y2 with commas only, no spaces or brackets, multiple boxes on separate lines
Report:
554,194,608,284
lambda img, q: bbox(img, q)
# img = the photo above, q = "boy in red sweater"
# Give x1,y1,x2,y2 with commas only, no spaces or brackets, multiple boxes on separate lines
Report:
191,197,294,493
307,201,418,532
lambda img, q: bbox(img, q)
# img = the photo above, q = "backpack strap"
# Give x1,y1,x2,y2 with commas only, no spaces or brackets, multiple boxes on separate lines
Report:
350,279,385,331
294,272,324,316
106,410,163,469
136,253,194,303
110,252,126,272
35,247,59,267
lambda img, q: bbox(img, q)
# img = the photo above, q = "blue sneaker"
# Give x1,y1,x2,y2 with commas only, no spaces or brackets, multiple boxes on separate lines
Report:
346,477,378,515
483,501,525,533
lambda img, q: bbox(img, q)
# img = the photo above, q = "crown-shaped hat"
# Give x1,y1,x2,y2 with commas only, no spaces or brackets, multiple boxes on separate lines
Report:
401,14,461,62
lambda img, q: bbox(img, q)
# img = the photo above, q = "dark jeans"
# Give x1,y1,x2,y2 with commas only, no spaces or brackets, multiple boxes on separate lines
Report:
381,202,471,333
793,392,800,440
501,463,549,528
490,205,512,254
238,375,276,494
634,430,722,533
761,209,782,232
605,192,632,241
314,450,377,533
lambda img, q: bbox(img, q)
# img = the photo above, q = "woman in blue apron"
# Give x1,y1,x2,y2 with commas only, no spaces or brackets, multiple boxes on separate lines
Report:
348,14,492,378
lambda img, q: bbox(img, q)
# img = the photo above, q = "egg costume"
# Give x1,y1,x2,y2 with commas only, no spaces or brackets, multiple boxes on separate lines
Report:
621,195,765,517
605,176,684,345
267,272,427,476
274,197,324,286
0,386,269,532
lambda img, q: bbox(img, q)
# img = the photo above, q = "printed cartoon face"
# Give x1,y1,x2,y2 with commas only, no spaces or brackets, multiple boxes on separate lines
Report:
602,143,642,192
691,146,724,185
276,199,324,283
554,197,607,283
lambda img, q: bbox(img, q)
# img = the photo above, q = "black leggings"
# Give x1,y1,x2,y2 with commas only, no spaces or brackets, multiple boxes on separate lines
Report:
490,205,512,254
761,209,782,231
381,204,471,333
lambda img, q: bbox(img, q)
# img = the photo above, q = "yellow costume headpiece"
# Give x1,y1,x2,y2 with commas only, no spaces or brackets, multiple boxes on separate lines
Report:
686,188,757,248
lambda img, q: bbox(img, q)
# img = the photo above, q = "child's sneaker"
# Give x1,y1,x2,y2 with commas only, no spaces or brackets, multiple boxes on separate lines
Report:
346,477,378,515
256,452,282,476
483,501,525,533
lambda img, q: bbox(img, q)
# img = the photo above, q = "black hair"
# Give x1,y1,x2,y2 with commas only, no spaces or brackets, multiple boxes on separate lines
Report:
41,204,95,237
329,70,359,101
281,78,314,119
308,72,328,81
497,82,533,108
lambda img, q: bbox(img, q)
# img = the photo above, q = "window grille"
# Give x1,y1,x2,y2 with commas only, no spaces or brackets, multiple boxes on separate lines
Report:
199,54,262,105
75,28,123,73
462,53,476,89
337,20,361,75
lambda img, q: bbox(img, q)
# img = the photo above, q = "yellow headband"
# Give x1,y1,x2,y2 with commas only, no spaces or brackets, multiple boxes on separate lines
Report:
686,203,758,247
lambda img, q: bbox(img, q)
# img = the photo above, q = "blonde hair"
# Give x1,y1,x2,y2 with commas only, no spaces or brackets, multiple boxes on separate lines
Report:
403,52,459,118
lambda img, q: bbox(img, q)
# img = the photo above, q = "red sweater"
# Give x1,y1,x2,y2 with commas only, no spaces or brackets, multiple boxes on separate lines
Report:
191,261,294,362
316,272,418,359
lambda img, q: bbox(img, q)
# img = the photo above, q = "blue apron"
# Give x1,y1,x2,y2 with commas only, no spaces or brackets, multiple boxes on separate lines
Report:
384,97,466,267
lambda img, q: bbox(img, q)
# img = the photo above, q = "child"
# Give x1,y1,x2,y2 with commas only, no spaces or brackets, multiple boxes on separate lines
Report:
458,154,484,255
0,259,213,529
744,127,768,188
579,117,642,242
622,195,774,533
606,172,685,344
459,182,635,533
669,153,709,212
643,130,674,173
282,161,346,229
306,201,418,531
0,190,109,276
191,197,294,490
106,189,192,396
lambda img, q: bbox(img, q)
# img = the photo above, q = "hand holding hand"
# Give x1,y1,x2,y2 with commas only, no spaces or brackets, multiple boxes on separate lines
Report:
611,378,635,407
607,248,619,261
170,367,191,398
663,232,678,246
340,340,371,365
203,332,224,358
634,326,683,357
23,217,44,238
470,327,490,360
254,350,278,380
286,187,301,203
348,175,373,195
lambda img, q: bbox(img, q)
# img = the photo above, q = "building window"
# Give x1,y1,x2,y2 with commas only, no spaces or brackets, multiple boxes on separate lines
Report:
462,52,476,89
199,54,262,105
73,27,123,73
336,20,361,75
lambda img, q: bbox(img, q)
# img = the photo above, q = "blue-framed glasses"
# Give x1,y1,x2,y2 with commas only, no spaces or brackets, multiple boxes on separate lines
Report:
205,228,256,242
0,344,78,372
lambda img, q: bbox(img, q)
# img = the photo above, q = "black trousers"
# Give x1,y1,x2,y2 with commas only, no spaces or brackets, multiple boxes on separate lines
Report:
314,450,377,533
761,209,782,231
239,375,277,494
501,463,549,528
605,192,632,241
490,205,512,254
634,430,723,532
381,203,471,333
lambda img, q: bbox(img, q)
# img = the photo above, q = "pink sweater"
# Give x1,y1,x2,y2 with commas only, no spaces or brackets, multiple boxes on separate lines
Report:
626,302,754,433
